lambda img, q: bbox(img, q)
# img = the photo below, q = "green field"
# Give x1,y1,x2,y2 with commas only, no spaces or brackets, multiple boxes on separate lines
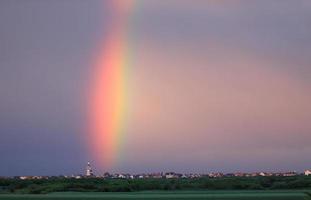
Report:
0,191,310,200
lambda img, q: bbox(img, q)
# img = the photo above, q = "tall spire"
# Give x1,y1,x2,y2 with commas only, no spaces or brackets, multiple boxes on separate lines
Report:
86,162,94,177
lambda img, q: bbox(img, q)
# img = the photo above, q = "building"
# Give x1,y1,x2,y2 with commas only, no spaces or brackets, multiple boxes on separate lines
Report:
165,172,182,179
282,171,297,177
305,170,311,176
86,162,94,177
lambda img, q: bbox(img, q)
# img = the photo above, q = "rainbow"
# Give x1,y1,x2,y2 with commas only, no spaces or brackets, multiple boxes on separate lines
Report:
88,0,136,170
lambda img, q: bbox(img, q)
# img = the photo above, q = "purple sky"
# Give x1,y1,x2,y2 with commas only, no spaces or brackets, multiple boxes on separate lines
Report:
0,0,310,176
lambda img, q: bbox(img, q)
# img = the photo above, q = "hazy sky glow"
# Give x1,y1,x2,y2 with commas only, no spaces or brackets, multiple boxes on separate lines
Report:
0,0,310,176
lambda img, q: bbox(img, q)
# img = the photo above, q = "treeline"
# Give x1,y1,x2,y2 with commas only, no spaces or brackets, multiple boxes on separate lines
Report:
0,176,310,194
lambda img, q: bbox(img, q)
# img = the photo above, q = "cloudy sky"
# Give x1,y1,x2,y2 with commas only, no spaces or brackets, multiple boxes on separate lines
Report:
0,0,310,176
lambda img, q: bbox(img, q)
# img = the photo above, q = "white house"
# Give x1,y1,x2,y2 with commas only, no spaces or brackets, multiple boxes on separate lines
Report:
305,170,311,176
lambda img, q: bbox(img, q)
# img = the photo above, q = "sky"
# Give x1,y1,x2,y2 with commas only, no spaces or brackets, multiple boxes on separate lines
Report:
0,0,311,176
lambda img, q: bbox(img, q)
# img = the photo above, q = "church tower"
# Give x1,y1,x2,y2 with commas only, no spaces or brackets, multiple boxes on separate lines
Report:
86,162,94,177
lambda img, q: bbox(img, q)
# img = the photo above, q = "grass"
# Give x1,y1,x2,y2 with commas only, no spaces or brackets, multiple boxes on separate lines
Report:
0,190,310,200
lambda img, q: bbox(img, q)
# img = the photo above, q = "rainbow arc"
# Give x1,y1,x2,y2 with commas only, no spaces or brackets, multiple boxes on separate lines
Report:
89,0,136,170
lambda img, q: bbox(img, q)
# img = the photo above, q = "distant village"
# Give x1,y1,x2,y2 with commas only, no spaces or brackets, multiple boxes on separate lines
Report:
5,162,311,180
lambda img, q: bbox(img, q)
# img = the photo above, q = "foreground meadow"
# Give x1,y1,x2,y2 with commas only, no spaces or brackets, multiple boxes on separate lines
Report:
0,190,310,200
